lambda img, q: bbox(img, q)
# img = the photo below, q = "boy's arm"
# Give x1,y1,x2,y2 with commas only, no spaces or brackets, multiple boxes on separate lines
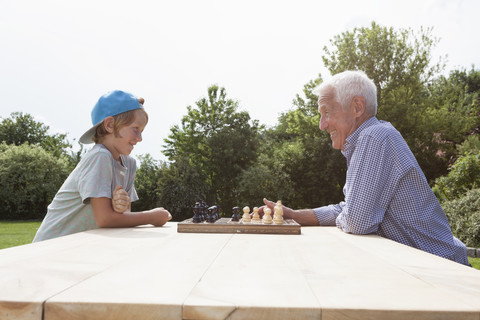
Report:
91,197,171,228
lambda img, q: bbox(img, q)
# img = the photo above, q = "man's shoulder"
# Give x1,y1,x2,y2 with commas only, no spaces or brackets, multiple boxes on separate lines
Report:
360,120,400,141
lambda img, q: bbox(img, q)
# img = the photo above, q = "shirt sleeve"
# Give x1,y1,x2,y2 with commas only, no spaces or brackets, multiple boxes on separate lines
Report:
77,151,115,203
336,134,397,234
313,202,345,226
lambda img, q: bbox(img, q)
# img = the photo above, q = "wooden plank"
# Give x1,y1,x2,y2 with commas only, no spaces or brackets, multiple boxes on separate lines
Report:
324,227,480,310
297,227,480,320
183,233,321,320
177,217,301,235
44,229,232,320
0,225,175,320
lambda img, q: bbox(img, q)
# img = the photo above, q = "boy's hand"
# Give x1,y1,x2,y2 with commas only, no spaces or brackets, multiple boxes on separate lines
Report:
112,185,130,213
147,208,172,226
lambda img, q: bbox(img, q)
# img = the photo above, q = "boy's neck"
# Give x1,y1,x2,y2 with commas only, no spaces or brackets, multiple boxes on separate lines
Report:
98,138,120,161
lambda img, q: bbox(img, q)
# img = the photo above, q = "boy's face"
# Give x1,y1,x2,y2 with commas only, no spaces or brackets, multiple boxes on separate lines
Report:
110,110,147,158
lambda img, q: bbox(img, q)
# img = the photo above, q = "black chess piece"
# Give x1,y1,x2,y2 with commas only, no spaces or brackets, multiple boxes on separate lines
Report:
207,205,217,223
200,200,208,222
192,202,202,223
231,207,240,221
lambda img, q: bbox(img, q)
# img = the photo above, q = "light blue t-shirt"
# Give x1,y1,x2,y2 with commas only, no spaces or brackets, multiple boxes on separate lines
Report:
33,144,138,242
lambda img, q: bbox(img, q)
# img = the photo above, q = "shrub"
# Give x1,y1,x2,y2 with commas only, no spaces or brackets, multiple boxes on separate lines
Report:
442,189,480,248
0,143,70,220
433,152,480,201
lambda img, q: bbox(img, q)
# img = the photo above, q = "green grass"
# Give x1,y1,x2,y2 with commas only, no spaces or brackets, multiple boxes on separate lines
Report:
1,221,480,270
469,257,480,269
0,220,41,249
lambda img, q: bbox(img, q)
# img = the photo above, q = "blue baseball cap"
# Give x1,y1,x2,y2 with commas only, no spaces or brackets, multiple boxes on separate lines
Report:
79,90,144,144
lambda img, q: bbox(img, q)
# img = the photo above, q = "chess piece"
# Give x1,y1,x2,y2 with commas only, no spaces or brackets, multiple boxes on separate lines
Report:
192,202,202,223
231,207,240,221
242,206,251,223
262,207,273,224
251,207,261,223
207,206,217,223
273,200,284,225
197,200,206,222
214,206,221,221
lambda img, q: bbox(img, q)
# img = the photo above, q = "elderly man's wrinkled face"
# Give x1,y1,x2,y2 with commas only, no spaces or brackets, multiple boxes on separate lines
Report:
318,88,358,151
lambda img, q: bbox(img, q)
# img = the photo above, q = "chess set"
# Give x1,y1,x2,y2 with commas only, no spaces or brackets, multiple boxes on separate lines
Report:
177,200,301,235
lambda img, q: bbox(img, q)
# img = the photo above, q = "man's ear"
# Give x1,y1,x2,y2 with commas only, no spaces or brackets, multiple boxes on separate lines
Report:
352,96,366,117
103,116,115,133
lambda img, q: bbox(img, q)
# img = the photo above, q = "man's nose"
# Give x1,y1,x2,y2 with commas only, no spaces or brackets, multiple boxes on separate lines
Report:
319,117,327,130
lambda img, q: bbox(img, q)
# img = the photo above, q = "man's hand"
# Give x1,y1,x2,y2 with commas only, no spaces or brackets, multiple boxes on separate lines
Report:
112,185,130,213
257,198,294,219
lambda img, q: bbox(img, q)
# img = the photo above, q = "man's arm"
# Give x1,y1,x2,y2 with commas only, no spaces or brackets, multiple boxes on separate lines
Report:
260,199,345,226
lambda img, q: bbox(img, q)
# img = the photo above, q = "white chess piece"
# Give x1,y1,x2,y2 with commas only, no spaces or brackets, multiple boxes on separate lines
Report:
262,207,273,224
252,207,261,223
273,200,284,225
242,206,251,223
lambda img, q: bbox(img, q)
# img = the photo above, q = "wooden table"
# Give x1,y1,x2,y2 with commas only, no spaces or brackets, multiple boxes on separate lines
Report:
1,223,479,320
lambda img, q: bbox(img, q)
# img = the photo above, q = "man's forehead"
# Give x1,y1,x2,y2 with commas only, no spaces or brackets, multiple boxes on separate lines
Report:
317,86,336,109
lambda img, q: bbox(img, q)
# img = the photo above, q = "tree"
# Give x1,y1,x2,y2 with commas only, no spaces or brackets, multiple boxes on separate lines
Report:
0,112,72,158
242,77,346,209
0,143,70,220
157,156,209,221
131,154,166,212
433,152,480,202
163,85,261,213
322,21,451,182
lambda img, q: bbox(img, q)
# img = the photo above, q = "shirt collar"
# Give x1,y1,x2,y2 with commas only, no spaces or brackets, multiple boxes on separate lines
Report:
342,116,379,156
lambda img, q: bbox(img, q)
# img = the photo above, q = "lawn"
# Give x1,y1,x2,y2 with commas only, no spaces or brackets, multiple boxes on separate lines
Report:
1,220,479,270
0,220,41,249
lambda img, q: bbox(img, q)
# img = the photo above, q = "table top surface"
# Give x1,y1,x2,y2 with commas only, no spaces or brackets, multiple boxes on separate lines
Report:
1,222,479,320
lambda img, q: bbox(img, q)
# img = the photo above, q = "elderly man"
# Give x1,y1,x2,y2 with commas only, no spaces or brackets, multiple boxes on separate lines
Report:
262,70,469,266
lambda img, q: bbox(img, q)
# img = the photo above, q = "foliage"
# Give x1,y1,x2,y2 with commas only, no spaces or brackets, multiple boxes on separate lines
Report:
456,135,480,156
163,85,261,214
0,220,41,249
240,77,346,209
157,156,209,221
0,112,72,158
0,143,70,220
433,152,480,201
442,189,480,248
132,154,167,212
429,67,480,137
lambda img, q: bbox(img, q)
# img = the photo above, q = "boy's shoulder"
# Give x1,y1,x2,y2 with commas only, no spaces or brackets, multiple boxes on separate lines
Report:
77,144,114,168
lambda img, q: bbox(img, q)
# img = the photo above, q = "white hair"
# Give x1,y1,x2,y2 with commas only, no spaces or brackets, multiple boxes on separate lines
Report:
314,70,378,116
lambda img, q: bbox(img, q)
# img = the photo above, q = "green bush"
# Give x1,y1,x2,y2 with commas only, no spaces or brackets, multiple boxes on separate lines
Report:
442,189,480,248
433,152,480,201
0,143,70,220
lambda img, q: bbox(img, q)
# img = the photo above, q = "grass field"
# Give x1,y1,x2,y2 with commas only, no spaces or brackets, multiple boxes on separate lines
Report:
0,220,479,269
0,220,41,249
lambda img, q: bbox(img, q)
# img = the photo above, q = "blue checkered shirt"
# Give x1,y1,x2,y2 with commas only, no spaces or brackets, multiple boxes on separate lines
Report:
313,117,469,265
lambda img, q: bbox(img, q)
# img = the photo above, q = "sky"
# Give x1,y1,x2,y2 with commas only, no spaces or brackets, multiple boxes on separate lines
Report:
1,0,479,162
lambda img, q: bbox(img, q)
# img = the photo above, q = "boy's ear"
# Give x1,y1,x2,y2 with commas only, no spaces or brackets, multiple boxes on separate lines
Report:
103,116,115,133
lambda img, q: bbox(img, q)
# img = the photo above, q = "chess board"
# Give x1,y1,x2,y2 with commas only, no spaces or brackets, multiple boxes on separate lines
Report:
177,217,301,235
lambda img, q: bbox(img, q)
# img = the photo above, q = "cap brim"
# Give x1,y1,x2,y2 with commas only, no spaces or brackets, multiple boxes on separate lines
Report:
79,122,102,144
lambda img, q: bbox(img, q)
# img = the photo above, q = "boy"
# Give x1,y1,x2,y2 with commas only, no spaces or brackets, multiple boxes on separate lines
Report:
33,90,171,242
